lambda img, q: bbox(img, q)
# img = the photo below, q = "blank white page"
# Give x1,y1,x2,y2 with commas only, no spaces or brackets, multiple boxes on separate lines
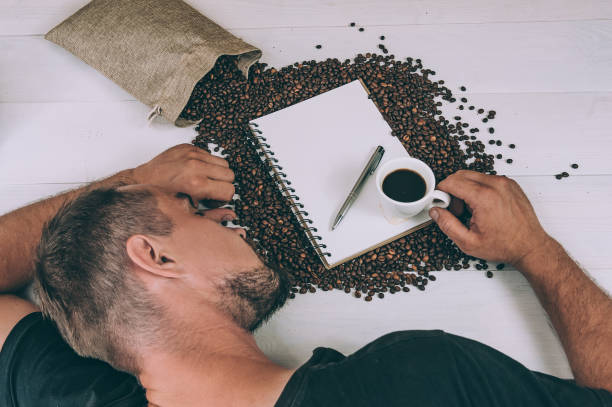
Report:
251,80,431,268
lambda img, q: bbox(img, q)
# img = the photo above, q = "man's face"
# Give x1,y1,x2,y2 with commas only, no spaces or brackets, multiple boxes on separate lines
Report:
127,185,290,331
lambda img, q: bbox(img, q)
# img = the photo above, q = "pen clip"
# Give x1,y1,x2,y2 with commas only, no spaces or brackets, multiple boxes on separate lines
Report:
369,146,385,175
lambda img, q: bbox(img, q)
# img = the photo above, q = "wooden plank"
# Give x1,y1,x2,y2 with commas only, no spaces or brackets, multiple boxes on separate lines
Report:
2,175,611,271
1,0,612,36
437,92,612,176
0,101,194,185
2,21,612,103
2,90,611,178
255,269,612,376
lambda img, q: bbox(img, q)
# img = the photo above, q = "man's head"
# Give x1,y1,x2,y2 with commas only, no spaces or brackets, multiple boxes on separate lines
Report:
35,185,289,374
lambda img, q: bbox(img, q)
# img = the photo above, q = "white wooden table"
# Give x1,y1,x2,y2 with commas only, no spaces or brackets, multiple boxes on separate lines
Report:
2,0,612,379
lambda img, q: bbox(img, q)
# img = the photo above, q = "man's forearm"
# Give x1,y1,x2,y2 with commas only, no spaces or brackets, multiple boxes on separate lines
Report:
518,238,612,391
0,170,134,293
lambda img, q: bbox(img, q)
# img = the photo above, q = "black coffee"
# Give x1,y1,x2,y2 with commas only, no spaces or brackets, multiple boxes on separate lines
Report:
382,169,426,202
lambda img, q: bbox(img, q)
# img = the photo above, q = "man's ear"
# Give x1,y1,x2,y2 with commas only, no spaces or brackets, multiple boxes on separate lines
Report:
126,234,180,279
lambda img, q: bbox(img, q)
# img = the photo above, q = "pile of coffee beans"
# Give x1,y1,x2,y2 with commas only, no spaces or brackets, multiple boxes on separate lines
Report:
180,52,504,300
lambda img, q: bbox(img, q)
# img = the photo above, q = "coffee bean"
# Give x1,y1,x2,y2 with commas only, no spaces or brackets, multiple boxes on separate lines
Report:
359,27,365,32
315,44,322,49
380,35,385,40
488,127,495,134
454,116,461,120
477,108,484,114
562,171,569,177
350,22,356,27
458,105,464,110
469,106,475,110
181,53,502,302
496,140,502,146
488,140,495,145
496,263,505,270
571,163,579,169
460,86,466,91
365,295,373,301
509,144,516,149
482,118,488,123
461,97,468,103
486,271,494,278
506,159,513,164
555,174,563,180
378,293,385,299
496,154,502,159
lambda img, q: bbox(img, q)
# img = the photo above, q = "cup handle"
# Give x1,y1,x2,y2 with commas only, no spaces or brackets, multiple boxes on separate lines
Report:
428,190,451,209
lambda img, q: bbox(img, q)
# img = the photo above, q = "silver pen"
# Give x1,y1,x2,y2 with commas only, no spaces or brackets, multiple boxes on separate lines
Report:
331,146,385,230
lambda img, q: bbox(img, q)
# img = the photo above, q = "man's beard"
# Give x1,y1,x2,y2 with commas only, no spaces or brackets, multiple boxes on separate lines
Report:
217,238,291,332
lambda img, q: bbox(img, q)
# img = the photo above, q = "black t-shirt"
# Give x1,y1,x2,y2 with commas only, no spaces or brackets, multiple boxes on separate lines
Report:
2,313,612,407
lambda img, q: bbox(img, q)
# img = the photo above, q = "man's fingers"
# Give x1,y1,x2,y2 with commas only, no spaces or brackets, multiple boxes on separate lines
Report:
437,174,485,204
429,208,474,252
201,208,237,223
453,169,490,184
448,196,465,217
184,160,234,182
186,146,230,168
183,178,235,203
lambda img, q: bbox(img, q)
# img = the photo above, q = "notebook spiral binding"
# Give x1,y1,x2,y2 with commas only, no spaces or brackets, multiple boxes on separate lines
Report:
248,125,332,258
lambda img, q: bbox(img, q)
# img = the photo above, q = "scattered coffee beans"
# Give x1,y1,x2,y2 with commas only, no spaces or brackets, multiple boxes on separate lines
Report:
180,50,500,300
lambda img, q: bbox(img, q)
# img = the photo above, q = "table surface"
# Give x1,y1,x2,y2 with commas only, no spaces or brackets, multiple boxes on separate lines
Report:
1,0,612,378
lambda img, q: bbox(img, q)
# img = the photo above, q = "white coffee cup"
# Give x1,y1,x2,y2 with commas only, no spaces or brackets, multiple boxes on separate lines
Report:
375,157,451,219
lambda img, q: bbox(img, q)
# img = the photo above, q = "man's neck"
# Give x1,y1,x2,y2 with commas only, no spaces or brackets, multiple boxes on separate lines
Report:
137,303,294,407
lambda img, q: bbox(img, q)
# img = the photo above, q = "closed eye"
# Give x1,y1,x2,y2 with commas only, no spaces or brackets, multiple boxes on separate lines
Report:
194,210,205,217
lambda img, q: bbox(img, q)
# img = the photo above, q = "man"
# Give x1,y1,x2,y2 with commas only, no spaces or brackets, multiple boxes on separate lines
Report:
1,143,611,406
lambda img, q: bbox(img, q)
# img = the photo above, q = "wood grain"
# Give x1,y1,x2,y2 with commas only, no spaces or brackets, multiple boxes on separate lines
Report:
2,0,612,384
2,175,611,273
1,0,611,36
2,21,612,103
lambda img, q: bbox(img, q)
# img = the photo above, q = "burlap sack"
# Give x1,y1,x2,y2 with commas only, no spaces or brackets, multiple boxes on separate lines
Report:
46,0,261,126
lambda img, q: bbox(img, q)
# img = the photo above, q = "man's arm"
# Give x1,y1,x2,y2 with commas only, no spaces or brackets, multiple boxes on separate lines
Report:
0,171,131,292
0,143,236,294
430,170,612,391
517,239,612,391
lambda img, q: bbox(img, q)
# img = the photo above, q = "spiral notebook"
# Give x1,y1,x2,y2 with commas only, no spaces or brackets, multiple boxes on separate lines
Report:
248,80,432,269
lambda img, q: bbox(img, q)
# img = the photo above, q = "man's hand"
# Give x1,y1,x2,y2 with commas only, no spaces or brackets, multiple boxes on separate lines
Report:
131,144,235,204
429,170,551,265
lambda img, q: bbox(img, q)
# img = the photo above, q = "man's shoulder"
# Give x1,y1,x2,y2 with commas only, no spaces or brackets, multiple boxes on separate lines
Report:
340,329,449,364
